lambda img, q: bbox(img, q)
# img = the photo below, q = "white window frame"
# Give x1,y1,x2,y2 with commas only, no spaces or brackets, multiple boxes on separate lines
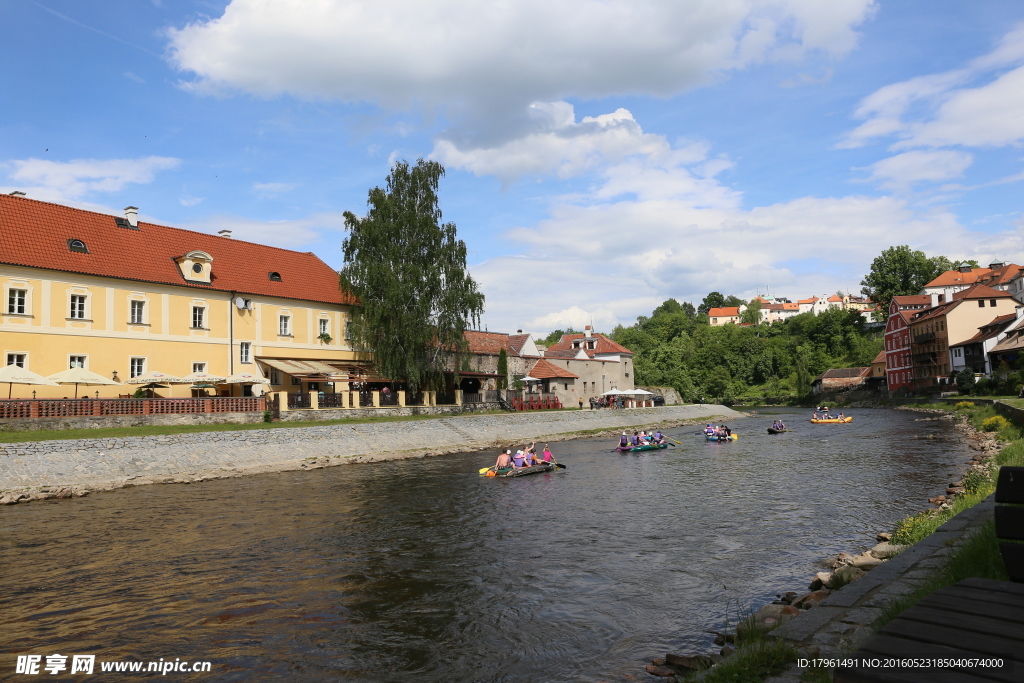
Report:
345,320,352,341
192,362,206,374
7,288,27,315
239,342,252,364
192,305,206,329
319,318,329,336
69,294,87,319
130,300,146,325
129,357,146,378
269,368,281,385
69,355,87,369
279,315,291,336
6,353,27,368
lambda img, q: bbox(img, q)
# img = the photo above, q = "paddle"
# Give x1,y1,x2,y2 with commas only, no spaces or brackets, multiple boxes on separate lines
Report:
478,466,494,475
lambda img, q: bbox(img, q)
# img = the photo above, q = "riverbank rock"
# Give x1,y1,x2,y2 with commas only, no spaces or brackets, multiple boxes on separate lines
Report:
850,553,883,570
665,653,712,671
833,565,866,584
809,571,832,590
794,589,830,609
651,658,665,667
721,646,734,657
870,542,904,559
645,664,676,677
876,531,892,542
828,552,854,568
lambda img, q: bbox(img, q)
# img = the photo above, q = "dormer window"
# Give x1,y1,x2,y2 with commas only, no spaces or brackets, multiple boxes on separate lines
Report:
268,272,282,281
174,250,214,284
68,239,89,254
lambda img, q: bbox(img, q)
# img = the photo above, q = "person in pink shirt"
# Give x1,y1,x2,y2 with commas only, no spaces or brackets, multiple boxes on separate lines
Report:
541,445,553,462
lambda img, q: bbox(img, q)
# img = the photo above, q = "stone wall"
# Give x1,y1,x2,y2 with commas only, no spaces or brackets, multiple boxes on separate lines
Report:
0,404,741,498
640,386,683,405
278,402,502,421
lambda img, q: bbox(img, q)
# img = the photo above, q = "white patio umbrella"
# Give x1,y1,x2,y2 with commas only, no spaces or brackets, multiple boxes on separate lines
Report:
47,367,121,398
222,371,270,384
520,376,540,382
600,389,621,395
179,371,227,384
0,364,60,398
124,371,185,385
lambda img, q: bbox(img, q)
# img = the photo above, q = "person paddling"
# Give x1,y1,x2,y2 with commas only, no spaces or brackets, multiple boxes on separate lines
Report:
494,449,513,474
619,432,629,449
542,445,553,462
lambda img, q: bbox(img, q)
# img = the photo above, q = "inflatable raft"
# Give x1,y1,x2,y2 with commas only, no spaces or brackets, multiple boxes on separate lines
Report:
615,443,669,452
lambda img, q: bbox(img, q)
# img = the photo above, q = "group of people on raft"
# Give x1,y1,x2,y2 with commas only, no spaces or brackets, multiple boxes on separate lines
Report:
492,442,554,473
618,430,667,448
812,408,845,420
704,424,733,439
771,419,787,430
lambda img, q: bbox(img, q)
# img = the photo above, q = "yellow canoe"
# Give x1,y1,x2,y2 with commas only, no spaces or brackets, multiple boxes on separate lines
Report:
810,417,853,424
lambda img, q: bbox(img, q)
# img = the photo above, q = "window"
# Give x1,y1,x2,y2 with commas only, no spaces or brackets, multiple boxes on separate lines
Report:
130,357,145,378
345,320,352,340
291,375,302,386
6,353,25,367
192,306,205,329
269,368,281,385
990,299,997,307
319,318,329,336
69,355,86,368
192,362,206,374
7,289,26,314
130,300,145,324
67,238,89,253
978,300,985,308
279,315,290,336
192,263,203,274
239,342,251,364
268,272,282,281
954,348,961,358
69,295,86,319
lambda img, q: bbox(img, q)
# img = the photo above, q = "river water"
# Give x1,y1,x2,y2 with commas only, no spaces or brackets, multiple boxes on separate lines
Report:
1,408,970,682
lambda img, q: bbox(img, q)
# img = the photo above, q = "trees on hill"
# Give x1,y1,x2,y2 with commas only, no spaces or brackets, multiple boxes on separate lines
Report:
340,159,485,392
860,245,952,313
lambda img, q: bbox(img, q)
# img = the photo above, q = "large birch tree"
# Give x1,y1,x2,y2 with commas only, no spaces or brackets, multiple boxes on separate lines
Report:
341,160,485,393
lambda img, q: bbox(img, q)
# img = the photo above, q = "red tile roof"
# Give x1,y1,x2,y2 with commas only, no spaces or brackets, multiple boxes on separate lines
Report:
827,295,843,302
528,358,579,379
463,330,510,355
871,350,886,365
707,307,741,318
0,194,355,305
544,332,634,357
798,298,816,304
892,295,931,307
507,333,533,357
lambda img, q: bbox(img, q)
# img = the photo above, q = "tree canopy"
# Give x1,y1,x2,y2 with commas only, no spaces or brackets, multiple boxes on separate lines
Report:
340,159,485,392
860,245,952,313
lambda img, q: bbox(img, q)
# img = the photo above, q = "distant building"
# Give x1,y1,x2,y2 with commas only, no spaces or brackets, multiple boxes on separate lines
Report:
812,367,870,394
949,312,1019,377
884,295,931,394
708,306,742,326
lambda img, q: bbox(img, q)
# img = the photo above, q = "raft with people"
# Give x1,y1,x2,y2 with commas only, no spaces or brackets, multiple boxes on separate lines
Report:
616,443,670,452
706,433,737,442
810,417,853,424
766,427,790,434
615,430,670,451
488,462,557,477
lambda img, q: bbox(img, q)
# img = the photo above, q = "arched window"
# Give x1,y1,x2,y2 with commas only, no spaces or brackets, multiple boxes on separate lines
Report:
67,239,89,254
268,272,282,281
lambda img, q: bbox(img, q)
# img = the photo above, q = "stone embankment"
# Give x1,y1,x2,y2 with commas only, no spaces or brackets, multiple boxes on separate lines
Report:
0,404,740,505
640,405,1002,682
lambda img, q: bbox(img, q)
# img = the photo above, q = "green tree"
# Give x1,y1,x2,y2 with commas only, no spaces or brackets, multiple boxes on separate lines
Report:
956,368,975,395
539,328,578,346
860,245,951,313
740,299,762,325
698,292,725,315
341,159,485,392
496,347,508,389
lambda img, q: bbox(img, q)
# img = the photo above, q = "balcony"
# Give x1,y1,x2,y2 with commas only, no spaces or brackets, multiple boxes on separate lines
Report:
914,332,936,344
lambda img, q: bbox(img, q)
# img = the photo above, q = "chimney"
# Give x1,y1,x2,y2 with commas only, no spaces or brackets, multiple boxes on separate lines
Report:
959,265,972,273
124,206,138,228
8,191,26,196
930,292,939,308
218,229,232,238
990,261,1005,269
1017,306,1024,320
585,325,593,336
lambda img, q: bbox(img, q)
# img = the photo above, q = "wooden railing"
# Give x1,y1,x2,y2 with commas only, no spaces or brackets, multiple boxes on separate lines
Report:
0,397,265,419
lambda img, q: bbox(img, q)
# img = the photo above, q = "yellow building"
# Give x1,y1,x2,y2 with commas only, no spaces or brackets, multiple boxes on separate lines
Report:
0,193,366,398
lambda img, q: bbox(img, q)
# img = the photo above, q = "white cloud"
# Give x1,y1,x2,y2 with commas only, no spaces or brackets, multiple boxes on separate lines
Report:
180,195,204,207
861,150,974,190
168,0,875,111
523,306,619,333
252,181,299,196
839,22,1024,150
3,156,181,200
178,211,347,250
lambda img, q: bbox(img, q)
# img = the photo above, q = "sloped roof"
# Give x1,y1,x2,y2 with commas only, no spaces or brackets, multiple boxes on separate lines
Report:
544,332,633,358
924,264,1023,289
528,358,579,379
707,307,741,318
827,295,843,302
816,367,870,380
507,334,532,357
951,313,1018,347
464,330,509,355
893,295,931,308
0,194,354,305
871,350,886,365
910,284,1013,324
798,298,817,304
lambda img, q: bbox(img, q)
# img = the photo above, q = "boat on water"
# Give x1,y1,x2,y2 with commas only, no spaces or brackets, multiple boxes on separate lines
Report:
487,462,557,477
766,427,790,434
706,434,737,442
810,417,853,424
615,443,669,452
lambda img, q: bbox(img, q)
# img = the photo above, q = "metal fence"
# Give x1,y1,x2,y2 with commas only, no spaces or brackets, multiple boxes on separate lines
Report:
287,393,311,409
380,391,399,406
436,391,456,405
463,390,500,404
319,393,347,409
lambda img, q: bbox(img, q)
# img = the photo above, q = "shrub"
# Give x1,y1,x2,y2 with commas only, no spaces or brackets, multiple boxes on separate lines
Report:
262,409,273,423
981,415,1011,432
954,401,975,411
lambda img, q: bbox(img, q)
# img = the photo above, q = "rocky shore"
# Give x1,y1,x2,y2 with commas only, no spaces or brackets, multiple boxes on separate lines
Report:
640,404,1001,681
0,405,741,506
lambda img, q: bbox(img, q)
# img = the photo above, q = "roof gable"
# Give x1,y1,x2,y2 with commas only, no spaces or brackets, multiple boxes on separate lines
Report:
707,307,740,317
528,358,579,379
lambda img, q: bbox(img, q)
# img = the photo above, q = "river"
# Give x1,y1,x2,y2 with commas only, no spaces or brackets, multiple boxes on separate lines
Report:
0,407,970,681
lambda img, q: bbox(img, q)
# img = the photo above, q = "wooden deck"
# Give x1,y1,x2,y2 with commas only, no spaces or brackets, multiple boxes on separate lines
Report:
834,577,1024,682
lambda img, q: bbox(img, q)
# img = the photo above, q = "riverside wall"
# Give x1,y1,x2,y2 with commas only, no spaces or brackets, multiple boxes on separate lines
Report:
0,404,741,502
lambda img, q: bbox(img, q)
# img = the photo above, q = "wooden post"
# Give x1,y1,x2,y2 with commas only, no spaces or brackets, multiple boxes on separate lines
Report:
372,391,380,408
309,391,319,410
454,390,463,406
397,390,406,407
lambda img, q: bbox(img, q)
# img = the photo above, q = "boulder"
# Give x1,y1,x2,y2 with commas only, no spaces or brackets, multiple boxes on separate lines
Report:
876,532,892,542
665,654,712,671
645,664,676,677
651,658,665,667
946,487,964,495
849,553,883,570
869,542,904,559
794,590,830,609
720,646,734,658
828,552,854,568
831,565,866,585
810,571,832,590
709,654,725,665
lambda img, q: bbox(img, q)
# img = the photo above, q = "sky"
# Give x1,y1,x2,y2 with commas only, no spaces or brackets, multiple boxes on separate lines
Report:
3,0,1024,334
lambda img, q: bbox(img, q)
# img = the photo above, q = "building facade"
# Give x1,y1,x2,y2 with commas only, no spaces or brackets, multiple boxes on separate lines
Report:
883,295,930,394
0,194,362,398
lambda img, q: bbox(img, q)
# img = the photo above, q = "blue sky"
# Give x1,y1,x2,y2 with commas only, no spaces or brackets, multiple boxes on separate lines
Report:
3,0,1024,333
